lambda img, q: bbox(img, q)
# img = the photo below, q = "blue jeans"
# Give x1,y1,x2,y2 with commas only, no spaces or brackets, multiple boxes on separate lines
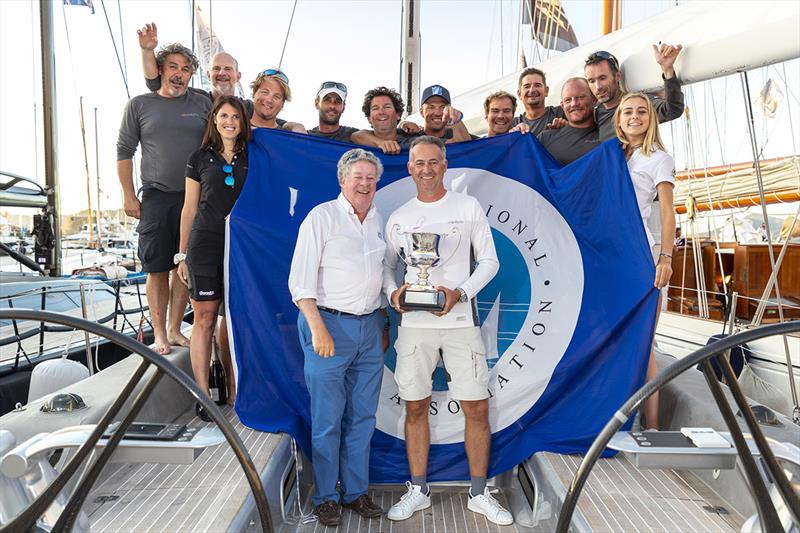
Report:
298,309,383,505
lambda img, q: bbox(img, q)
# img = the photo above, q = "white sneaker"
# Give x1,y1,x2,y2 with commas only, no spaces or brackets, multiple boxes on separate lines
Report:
467,487,514,525
387,481,431,521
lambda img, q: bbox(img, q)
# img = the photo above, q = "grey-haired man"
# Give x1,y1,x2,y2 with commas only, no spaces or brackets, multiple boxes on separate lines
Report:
117,43,211,355
289,148,387,527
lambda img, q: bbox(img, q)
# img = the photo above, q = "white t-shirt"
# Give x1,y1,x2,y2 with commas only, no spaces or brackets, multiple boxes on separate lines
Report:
383,191,499,329
627,148,675,247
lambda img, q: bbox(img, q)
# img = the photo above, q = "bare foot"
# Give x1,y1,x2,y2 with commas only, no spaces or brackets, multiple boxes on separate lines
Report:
153,336,172,355
167,331,190,348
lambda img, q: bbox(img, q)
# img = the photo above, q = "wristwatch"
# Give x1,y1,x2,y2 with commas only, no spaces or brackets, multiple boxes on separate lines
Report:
173,253,186,265
456,287,468,303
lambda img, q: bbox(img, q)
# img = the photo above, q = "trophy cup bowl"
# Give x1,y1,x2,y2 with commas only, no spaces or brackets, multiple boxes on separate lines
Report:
392,227,461,312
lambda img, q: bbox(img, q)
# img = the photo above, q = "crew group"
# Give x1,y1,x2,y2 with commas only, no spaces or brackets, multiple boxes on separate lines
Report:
116,22,683,527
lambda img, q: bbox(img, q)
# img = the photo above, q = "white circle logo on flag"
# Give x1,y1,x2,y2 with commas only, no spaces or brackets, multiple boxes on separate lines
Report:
374,168,583,444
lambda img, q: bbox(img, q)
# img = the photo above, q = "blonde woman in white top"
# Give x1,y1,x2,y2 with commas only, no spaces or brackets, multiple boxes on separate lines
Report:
615,92,676,430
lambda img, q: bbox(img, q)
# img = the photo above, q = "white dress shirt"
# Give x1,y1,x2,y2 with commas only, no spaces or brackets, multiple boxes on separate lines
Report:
289,193,386,315
383,190,499,328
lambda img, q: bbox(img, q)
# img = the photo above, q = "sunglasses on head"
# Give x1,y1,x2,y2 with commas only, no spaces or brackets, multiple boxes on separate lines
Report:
260,68,289,85
586,50,619,71
223,163,234,187
319,81,347,93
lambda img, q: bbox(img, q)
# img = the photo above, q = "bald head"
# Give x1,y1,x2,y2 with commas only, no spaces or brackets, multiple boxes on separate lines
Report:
208,52,241,97
560,77,596,128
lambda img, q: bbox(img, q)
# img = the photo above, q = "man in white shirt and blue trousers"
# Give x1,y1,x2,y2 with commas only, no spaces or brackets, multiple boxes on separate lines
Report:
288,148,387,527
383,136,514,525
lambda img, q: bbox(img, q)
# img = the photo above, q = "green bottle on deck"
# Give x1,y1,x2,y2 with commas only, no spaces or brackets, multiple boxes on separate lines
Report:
209,337,227,406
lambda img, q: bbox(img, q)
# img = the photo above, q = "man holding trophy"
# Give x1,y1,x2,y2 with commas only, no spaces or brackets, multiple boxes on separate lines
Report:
383,136,512,525
288,148,386,526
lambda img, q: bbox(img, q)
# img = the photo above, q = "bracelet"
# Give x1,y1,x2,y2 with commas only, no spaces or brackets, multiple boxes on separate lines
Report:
659,252,672,259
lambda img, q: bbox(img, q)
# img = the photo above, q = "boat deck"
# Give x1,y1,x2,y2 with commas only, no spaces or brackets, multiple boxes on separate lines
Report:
534,451,744,532
82,402,746,533
86,405,282,532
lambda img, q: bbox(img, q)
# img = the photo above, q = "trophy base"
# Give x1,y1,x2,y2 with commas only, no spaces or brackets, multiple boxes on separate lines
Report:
401,288,445,312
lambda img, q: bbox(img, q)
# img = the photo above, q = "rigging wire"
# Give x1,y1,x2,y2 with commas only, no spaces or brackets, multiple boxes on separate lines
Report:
499,0,505,76
98,0,130,98
115,0,128,87
278,0,299,69
781,63,798,154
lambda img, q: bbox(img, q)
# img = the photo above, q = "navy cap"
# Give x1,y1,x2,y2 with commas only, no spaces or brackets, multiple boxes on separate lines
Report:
421,85,451,104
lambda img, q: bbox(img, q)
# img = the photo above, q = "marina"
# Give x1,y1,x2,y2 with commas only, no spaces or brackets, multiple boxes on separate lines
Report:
1,0,800,531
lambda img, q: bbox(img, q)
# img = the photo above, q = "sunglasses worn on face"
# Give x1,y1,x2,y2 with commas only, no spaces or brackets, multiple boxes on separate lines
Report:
587,50,619,71
260,68,289,85
223,164,234,187
319,81,347,93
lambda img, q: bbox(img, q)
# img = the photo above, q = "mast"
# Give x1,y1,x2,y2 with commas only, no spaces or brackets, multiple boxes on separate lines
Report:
601,0,621,34
400,0,421,117
79,96,95,248
40,0,61,276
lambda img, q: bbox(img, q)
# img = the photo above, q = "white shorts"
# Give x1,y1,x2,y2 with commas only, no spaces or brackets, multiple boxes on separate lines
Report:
394,326,489,401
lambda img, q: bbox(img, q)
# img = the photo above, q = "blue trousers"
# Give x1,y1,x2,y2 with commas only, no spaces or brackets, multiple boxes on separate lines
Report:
298,309,383,505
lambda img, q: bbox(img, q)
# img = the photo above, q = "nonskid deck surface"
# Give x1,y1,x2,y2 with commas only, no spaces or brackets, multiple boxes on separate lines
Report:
540,452,744,532
85,405,281,532
288,486,520,533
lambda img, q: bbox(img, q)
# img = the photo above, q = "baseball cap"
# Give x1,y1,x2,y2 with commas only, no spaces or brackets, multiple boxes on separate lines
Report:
421,85,451,104
317,81,347,101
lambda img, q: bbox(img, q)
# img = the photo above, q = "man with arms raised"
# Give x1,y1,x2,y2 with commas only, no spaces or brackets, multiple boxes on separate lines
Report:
289,149,387,526
418,85,473,142
139,23,245,106
512,67,566,136
537,78,600,165
584,44,684,141
117,43,211,354
383,136,510,525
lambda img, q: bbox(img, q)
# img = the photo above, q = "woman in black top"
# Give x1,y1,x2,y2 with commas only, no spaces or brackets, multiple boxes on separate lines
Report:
177,96,251,416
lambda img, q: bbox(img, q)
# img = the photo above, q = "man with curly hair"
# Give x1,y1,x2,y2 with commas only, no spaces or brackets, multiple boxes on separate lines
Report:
117,42,211,355
356,86,421,154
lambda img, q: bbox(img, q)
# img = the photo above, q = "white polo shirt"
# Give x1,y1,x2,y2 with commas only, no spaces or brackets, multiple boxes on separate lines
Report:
289,193,386,315
383,190,499,329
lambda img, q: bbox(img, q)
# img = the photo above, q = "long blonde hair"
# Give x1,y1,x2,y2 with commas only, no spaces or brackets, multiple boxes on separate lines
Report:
614,92,665,156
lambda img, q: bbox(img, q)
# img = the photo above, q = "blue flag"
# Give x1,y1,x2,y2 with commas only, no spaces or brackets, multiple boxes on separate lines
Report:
227,129,657,482
63,0,95,14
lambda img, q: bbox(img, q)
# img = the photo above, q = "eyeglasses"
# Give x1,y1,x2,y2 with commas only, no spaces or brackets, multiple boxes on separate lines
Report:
586,50,619,71
223,164,234,187
319,81,347,94
259,68,289,85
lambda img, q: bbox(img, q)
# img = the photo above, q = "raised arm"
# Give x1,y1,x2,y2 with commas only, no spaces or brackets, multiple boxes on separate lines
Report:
651,43,685,123
137,22,161,92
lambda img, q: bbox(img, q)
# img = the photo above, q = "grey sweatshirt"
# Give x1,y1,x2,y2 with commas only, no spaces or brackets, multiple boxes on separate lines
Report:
116,91,212,192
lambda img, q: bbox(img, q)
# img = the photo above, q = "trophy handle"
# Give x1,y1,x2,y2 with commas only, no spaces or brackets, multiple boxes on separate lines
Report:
391,224,413,267
438,227,462,267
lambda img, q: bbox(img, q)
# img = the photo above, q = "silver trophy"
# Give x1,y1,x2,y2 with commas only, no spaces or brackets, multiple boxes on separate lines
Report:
392,225,461,311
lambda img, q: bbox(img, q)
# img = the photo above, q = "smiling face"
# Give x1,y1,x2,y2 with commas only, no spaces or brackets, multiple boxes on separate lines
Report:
518,73,549,111
208,53,241,96
214,103,242,143
421,96,449,135
617,96,650,145
341,160,378,216
485,96,515,136
316,93,345,126
408,142,448,201
253,78,286,123
368,95,400,137
158,53,193,97
584,60,621,107
560,80,596,127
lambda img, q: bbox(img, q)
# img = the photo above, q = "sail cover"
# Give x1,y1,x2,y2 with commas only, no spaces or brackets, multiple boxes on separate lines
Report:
227,130,657,481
